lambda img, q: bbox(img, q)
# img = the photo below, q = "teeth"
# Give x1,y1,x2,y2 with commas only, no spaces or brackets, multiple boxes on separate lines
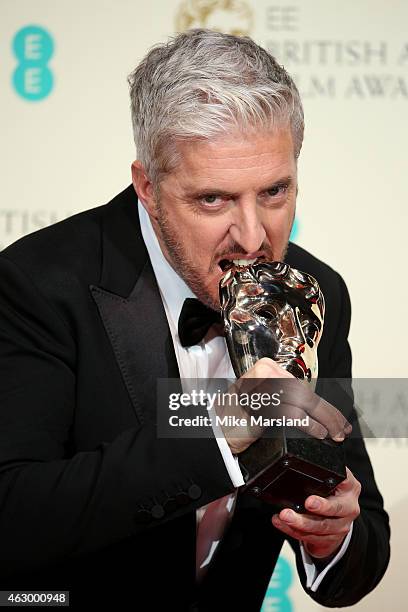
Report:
232,258,257,266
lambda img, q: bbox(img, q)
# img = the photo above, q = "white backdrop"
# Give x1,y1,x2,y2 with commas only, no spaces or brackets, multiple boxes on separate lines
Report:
1,1,407,610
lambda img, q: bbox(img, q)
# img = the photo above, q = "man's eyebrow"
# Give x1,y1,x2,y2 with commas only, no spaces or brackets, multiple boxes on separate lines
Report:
184,176,294,199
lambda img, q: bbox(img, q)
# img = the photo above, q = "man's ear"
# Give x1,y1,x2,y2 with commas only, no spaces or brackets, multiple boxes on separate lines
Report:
131,161,158,219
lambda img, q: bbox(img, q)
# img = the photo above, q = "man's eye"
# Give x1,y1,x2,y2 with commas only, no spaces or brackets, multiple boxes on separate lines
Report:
195,193,231,212
203,195,218,204
199,194,229,207
266,183,288,197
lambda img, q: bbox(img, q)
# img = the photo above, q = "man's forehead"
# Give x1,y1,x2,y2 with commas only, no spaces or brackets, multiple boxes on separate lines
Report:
175,127,295,164
163,129,296,193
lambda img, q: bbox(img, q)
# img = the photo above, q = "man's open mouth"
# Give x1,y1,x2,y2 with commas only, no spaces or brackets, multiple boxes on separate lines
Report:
218,255,267,272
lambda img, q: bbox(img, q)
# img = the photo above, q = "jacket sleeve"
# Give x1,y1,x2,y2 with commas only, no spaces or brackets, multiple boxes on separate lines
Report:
289,271,391,607
0,254,235,578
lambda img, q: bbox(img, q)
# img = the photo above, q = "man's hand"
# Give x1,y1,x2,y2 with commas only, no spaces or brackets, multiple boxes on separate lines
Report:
271,467,361,560
218,357,352,455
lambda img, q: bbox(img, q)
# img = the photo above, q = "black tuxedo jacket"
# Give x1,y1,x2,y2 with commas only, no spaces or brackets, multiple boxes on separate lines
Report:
0,185,390,611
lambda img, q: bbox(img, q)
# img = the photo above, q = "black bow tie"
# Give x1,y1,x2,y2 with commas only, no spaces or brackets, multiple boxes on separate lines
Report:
178,298,222,347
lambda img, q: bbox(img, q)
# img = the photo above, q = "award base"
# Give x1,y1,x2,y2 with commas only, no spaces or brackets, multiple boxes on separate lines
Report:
238,429,346,512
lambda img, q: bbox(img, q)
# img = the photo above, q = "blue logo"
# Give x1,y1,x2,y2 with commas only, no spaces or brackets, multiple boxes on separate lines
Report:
290,217,299,242
261,556,293,612
12,25,54,101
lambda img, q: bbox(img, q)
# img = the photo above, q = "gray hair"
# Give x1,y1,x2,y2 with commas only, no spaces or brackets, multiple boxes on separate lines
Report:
128,29,304,186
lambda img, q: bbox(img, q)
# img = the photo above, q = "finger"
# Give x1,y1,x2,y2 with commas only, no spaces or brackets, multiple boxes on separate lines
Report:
249,358,294,379
232,358,292,398
307,396,352,441
277,402,328,439
278,509,351,536
277,380,352,441
234,362,352,442
272,513,312,539
334,467,362,499
272,514,351,543
304,468,362,517
304,491,360,519
241,357,293,381
343,466,362,491
304,495,346,517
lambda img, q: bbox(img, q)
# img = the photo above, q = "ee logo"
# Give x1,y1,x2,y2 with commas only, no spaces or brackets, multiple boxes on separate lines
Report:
261,556,293,612
12,25,54,101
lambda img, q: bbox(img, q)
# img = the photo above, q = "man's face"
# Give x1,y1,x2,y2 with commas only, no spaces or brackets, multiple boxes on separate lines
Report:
146,128,297,310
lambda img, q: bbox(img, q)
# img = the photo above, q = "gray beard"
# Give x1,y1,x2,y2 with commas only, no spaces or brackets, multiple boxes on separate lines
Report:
156,203,219,309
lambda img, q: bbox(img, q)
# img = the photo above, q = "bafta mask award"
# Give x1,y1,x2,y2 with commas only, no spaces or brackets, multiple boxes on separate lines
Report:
219,261,346,511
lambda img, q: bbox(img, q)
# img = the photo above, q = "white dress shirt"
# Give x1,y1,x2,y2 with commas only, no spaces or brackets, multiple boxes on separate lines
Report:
138,199,353,592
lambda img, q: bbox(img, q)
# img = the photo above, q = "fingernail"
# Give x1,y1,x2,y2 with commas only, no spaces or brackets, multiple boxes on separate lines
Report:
283,510,295,522
308,499,320,510
333,432,345,441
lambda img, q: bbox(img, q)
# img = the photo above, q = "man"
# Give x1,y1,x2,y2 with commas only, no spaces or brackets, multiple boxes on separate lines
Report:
0,29,389,611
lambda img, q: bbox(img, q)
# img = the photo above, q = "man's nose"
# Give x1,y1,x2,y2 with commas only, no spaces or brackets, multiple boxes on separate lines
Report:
228,201,266,254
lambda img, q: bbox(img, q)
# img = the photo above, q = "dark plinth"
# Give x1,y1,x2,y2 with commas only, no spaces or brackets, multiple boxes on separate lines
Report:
238,429,346,511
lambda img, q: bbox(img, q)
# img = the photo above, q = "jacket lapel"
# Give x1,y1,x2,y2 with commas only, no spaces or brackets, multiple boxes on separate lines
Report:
89,185,179,425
